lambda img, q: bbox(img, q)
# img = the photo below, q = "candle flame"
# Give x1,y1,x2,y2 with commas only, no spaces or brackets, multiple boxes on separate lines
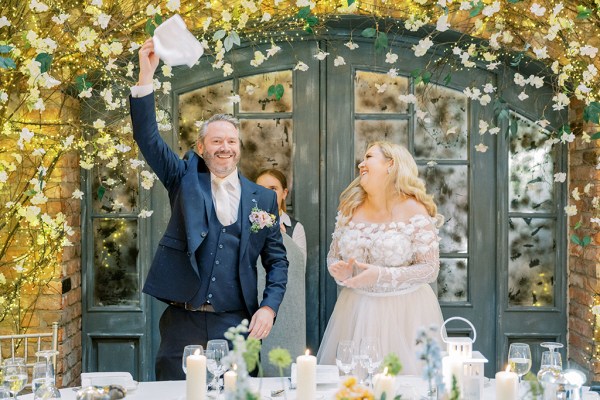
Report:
305,349,310,356
505,365,511,372
383,367,389,375
233,364,237,371
194,349,201,356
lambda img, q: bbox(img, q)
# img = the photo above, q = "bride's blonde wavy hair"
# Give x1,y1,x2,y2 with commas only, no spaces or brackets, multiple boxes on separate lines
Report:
338,141,444,225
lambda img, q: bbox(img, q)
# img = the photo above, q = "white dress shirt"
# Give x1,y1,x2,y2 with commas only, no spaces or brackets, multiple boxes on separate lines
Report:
131,83,154,98
211,170,241,225
280,212,306,260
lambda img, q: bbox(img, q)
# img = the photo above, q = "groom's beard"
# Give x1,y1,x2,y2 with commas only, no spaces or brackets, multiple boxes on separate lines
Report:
202,149,240,177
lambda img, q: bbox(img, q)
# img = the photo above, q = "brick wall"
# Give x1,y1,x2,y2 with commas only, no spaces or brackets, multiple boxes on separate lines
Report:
567,100,600,381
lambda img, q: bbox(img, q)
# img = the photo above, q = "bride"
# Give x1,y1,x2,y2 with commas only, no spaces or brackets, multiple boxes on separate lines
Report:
316,141,444,374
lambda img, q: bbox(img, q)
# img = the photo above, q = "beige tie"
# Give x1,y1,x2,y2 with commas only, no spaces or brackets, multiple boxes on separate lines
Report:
213,178,231,226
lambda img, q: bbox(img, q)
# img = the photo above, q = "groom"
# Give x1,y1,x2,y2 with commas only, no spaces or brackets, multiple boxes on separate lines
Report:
129,38,289,380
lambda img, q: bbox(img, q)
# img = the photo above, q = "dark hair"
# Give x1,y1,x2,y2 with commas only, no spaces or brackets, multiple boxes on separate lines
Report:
256,168,288,212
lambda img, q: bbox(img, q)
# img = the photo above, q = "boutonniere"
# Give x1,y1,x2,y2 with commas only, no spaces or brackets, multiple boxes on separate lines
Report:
249,201,276,233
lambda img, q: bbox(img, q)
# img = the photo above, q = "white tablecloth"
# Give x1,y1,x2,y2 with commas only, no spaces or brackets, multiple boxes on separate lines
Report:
20,376,599,399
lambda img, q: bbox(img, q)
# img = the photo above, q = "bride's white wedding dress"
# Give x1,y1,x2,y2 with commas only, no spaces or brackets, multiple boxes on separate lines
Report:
316,213,444,374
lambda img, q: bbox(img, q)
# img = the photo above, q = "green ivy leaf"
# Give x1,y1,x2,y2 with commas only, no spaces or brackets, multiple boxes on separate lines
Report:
375,32,389,52
510,52,524,67
304,26,313,34
0,45,12,54
297,6,310,19
306,15,318,26
557,124,571,138
274,84,284,100
154,14,163,25
582,236,592,246
224,35,234,51
35,53,53,73
510,118,518,136
213,29,226,41
75,74,92,91
574,220,582,230
443,73,452,85
361,27,377,38
145,18,156,36
0,56,16,69
583,102,600,124
347,0,356,5
570,234,582,246
229,31,241,46
590,132,600,140
25,189,37,197
469,1,484,17
576,5,591,19
422,70,431,84
506,0,522,3
97,185,106,201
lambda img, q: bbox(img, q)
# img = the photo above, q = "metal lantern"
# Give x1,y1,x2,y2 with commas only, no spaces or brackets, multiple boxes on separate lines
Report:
440,317,488,400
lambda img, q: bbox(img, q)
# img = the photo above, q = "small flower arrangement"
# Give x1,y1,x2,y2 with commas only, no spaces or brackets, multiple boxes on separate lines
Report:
335,376,375,400
249,204,276,233
221,320,262,400
416,325,444,398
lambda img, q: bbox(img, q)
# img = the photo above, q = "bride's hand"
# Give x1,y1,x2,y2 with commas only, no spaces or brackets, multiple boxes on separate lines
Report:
328,258,355,282
342,261,378,288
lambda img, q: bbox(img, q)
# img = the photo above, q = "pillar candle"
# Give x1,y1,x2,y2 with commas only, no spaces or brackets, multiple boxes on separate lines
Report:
495,367,518,400
373,368,395,399
296,350,316,400
224,367,238,393
186,350,207,400
442,355,463,393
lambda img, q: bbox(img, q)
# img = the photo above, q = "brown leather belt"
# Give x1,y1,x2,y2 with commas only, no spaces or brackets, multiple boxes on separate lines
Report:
170,302,215,312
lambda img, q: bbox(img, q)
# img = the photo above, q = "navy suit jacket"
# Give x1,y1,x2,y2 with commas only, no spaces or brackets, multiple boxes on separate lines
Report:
130,93,289,316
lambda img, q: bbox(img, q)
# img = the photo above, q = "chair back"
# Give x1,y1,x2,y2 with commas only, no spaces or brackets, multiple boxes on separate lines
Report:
0,322,59,373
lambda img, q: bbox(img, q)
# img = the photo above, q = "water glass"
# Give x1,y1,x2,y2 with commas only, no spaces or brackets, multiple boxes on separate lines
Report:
336,340,356,376
508,343,531,380
2,359,27,399
358,337,382,388
540,350,562,372
182,345,204,374
0,388,9,399
206,340,229,395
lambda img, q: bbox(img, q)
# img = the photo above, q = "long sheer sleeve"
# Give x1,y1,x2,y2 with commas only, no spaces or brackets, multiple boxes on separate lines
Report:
326,216,346,285
374,215,440,291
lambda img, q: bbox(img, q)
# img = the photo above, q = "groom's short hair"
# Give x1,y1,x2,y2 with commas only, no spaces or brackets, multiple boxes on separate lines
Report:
196,114,241,146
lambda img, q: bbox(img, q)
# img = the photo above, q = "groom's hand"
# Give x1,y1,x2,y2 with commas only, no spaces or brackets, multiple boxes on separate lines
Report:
248,306,275,340
138,38,160,86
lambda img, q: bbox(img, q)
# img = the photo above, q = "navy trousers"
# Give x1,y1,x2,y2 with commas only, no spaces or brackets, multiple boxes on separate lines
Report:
155,305,250,381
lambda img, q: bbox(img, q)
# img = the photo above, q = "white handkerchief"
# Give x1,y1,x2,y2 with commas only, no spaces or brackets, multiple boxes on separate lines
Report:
153,14,203,67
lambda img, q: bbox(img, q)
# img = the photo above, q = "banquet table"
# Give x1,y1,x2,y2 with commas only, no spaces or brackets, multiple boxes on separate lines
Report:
20,375,600,399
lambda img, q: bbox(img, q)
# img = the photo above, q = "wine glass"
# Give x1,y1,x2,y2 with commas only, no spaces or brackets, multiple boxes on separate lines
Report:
2,359,27,399
359,337,382,388
33,350,60,400
206,340,229,396
336,340,356,376
508,343,532,383
182,345,204,374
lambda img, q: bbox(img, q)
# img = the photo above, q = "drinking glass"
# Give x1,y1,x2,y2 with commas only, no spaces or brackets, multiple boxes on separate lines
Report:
336,340,356,376
508,343,532,382
182,345,204,374
358,337,382,388
2,359,27,399
0,388,9,399
206,340,229,396
33,350,60,399
539,351,562,372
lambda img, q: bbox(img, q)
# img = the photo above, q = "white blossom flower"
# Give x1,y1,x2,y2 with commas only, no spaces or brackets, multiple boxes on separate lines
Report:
228,94,241,104
146,5,161,15
162,65,173,77
0,171,7,183
261,13,271,22
334,56,346,66
385,52,398,64
314,51,329,60
533,47,549,59
528,75,544,88
489,127,500,135
436,14,450,32
266,44,281,58
513,73,527,86
345,41,359,50
479,120,489,134
0,16,11,28
95,13,111,29
483,83,496,93
166,0,181,11
375,83,388,93
221,10,232,22
560,132,575,143
93,119,106,130
552,92,570,111
591,218,600,226
0,91,8,103
580,45,598,59
584,183,592,195
536,119,551,128
416,110,430,123
91,0,102,6
296,0,316,8
564,205,577,216
30,192,48,205
387,68,398,77
518,91,529,101
140,170,157,189
294,61,309,71
79,87,93,98
475,143,488,153
530,3,546,16
29,0,49,12
479,94,491,105
413,37,433,57
398,94,417,104
553,172,566,182
459,1,472,10
18,128,34,149
32,148,45,157
552,2,564,16
571,187,581,201
222,63,233,77
138,209,154,218
203,17,212,31
482,1,500,16
250,51,266,67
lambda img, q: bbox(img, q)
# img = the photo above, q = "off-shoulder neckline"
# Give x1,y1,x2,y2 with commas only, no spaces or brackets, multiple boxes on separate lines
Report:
346,213,432,227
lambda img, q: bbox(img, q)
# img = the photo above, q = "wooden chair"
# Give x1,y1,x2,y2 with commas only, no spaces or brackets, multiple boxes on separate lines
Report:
0,322,59,373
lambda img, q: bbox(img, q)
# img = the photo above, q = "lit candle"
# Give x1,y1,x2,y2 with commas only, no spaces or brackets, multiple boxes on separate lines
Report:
186,349,207,400
296,349,316,399
442,355,463,393
224,365,238,393
495,366,518,400
373,367,395,399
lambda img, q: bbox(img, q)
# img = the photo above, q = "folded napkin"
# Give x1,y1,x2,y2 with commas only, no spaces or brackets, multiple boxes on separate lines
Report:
153,14,203,67
81,372,138,391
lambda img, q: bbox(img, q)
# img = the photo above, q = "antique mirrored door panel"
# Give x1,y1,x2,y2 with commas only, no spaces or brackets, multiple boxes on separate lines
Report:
322,36,566,376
